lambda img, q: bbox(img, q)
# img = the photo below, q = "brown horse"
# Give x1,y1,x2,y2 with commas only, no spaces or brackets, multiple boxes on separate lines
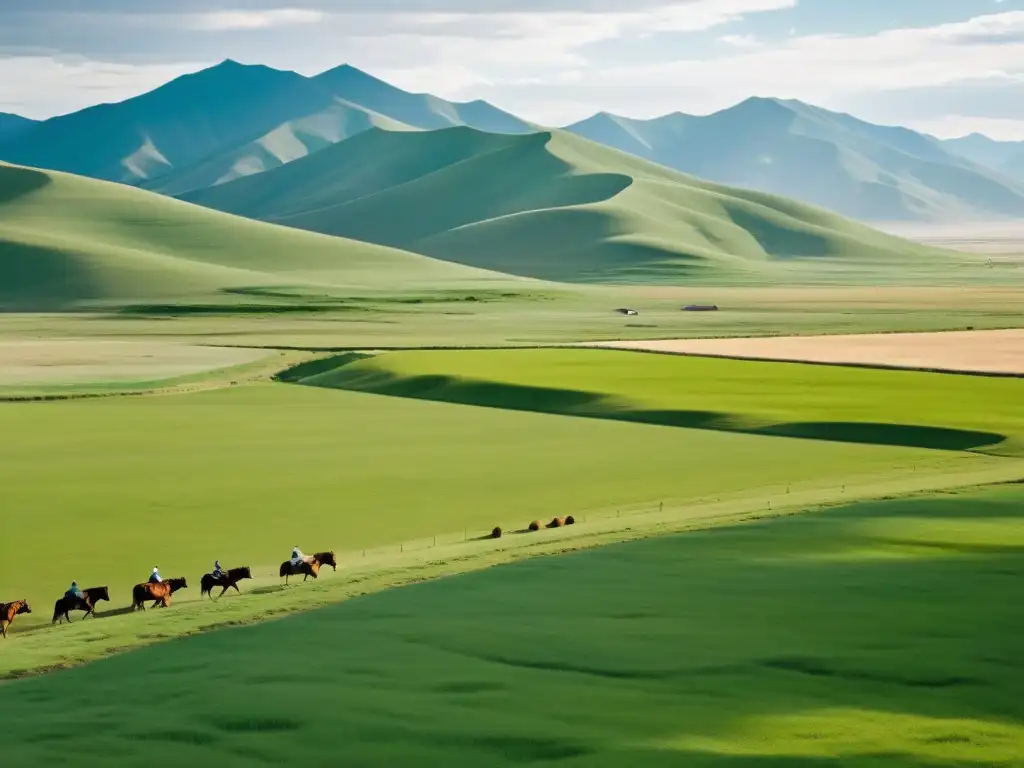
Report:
279,558,320,585
201,567,252,599
131,577,187,611
313,551,337,571
52,586,110,624
1,599,31,638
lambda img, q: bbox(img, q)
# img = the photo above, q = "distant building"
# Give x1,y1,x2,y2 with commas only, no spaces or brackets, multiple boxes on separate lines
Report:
683,304,718,312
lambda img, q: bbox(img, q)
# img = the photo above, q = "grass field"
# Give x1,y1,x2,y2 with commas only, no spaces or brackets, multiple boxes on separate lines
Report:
290,348,1024,457
3,362,981,617
1,483,1020,766
2,285,1022,354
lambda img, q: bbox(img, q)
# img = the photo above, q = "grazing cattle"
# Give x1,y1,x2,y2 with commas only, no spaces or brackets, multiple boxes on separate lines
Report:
131,577,187,611
312,551,337,571
279,558,320,585
1,599,31,638
547,517,567,528
201,567,252,599
528,520,541,532
52,586,110,624
491,526,503,539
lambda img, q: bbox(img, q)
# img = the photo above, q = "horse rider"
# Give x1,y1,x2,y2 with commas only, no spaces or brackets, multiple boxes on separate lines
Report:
212,560,224,581
149,566,162,584
65,580,86,606
290,546,306,568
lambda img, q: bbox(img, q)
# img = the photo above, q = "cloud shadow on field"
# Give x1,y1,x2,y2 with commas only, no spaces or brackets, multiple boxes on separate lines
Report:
281,358,1007,454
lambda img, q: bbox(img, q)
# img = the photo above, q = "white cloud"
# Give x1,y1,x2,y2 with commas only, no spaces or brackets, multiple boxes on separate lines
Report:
718,34,760,47
489,10,1024,124
188,9,325,31
0,57,208,118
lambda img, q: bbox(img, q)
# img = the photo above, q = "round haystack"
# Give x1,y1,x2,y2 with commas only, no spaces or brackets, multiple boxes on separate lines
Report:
565,515,576,525
491,526,502,539
528,520,541,532
547,516,565,529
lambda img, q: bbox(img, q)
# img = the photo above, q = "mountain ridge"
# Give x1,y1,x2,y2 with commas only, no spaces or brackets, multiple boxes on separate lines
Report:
565,98,1024,221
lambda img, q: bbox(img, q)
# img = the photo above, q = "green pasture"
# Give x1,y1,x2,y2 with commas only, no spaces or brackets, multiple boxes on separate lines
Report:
1,484,1021,766
295,347,1024,457
2,285,1023,353
1,362,974,619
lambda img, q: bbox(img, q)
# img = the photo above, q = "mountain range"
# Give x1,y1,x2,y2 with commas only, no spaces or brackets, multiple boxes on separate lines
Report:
565,100,1024,221
0,60,1021,225
0,113,37,141
180,126,968,284
0,61,533,193
942,133,1024,179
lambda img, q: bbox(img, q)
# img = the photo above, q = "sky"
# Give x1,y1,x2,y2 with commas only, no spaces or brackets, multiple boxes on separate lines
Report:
1,0,1023,139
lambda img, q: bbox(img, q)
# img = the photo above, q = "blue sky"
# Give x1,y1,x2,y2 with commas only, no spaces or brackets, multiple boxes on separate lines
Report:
1,0,1023,138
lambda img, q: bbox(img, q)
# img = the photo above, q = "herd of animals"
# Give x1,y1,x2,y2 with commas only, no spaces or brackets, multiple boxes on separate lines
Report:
3,515,580,639
1,549,338,639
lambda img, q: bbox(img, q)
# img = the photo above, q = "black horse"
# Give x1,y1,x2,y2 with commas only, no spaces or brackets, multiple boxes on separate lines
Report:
52,586,110,624
200,567,252,599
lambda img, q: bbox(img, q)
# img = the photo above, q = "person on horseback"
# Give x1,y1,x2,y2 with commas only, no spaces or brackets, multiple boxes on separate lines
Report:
212,560,224,581
290,546,305,568
65,581,83,602
149,566,162,584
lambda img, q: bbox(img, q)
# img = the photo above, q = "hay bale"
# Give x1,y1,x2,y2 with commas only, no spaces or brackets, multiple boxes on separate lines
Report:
491,526,502,539
528,520,541,532
547,516,566,529
565,515,576,525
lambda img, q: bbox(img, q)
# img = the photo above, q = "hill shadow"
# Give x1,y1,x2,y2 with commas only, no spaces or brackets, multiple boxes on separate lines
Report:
280,357,1006,454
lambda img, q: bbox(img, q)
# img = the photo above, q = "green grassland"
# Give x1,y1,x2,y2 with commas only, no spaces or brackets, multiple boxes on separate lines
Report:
182,127,998,285
1,484,1021,766
288,347,1024,457
3,361,981,618
0,161,520,311
3,285,1024,354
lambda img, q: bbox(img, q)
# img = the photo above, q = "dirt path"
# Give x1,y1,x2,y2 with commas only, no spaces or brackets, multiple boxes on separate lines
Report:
583,329,1024,376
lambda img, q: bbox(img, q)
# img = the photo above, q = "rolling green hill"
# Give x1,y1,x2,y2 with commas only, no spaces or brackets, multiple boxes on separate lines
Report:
0,161,512,310
567,99,1024,221
182,126,975,285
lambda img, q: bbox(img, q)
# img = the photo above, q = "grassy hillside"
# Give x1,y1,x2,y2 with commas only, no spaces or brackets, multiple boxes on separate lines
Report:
567,99,1024,221
1,484,1021,765
0,161,512,310
183,126,978,285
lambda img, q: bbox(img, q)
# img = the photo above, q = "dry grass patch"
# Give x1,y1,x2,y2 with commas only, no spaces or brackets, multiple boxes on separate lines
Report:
584,329,1024,376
